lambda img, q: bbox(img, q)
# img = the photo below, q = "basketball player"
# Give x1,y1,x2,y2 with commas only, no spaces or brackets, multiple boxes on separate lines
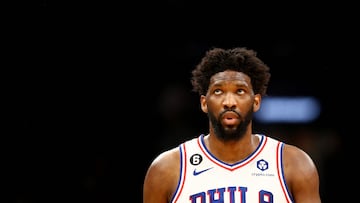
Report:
143,47,321,203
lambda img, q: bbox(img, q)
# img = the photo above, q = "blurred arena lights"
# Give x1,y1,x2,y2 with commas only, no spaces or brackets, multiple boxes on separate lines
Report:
254,96,321,123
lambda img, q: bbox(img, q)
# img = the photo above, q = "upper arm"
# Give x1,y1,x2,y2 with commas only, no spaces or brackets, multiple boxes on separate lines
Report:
143,148,180,203
283,144,322,203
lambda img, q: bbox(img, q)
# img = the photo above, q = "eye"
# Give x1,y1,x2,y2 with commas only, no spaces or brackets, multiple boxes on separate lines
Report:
237,89,245,94
214,89,223,95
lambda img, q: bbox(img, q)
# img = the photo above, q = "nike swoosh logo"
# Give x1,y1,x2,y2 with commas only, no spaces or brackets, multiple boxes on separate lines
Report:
193,167,213,176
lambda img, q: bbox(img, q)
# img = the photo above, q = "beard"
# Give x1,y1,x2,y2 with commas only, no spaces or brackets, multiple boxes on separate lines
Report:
208,107,253,142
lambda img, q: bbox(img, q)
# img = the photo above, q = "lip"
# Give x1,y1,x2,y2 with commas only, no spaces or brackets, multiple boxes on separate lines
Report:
222,111,239,119
221,111,239,125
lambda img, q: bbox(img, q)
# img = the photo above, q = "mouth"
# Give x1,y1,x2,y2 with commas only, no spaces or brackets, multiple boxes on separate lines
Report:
221,111,240,126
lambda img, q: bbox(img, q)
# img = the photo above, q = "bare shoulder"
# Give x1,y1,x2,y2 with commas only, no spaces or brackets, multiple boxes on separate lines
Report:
143,147,181,203
283,144,318,175
146,147,181,177
283,143,321,203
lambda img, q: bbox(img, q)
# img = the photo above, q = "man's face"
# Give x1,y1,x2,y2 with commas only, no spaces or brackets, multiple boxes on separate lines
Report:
200,70,261,141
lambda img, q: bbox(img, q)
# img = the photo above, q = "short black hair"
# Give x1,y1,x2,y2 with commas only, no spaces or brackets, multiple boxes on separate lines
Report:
191,47,271,96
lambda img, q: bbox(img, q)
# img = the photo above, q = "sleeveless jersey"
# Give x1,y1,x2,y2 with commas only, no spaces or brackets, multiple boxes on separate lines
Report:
170,134,293,203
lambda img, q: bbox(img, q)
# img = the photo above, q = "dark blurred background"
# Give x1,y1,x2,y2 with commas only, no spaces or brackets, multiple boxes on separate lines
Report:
7,0,356,202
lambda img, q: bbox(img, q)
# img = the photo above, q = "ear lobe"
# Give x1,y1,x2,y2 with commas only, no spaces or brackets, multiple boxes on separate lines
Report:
253,94,261,112
200,95,208,113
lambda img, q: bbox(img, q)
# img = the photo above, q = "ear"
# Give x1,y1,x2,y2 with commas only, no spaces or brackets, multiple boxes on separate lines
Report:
253,94,261,112
200,95,208,113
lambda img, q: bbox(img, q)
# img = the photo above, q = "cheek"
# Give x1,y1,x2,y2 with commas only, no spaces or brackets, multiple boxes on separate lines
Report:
204,101,218,114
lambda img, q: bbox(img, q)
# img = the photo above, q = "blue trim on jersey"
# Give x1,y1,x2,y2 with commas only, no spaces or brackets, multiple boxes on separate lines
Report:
278,142,294,202
171,144,185,203
198,134,267,170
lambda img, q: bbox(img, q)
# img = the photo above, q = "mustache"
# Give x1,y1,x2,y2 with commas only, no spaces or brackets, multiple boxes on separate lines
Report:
219,109,241,118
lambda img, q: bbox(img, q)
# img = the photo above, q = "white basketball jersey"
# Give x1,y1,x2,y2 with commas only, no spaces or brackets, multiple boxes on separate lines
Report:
171,134,293,203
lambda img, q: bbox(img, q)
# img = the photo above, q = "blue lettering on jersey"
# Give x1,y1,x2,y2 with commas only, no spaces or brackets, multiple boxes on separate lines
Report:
189,186,273,203
259,190,273,203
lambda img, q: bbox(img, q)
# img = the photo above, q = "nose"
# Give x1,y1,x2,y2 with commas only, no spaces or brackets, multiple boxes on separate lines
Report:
222,93,237,109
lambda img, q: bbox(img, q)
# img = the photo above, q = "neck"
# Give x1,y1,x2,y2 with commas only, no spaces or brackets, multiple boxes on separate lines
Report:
204,132,260,164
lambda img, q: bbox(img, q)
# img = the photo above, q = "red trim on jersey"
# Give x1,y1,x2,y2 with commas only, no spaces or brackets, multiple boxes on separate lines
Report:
173,144,187,203
276,142,292,203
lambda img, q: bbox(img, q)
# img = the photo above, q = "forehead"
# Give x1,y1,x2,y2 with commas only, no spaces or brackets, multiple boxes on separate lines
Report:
210,70,251,85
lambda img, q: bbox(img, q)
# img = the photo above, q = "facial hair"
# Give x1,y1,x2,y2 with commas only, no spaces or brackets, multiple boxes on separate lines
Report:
208,107,253,142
